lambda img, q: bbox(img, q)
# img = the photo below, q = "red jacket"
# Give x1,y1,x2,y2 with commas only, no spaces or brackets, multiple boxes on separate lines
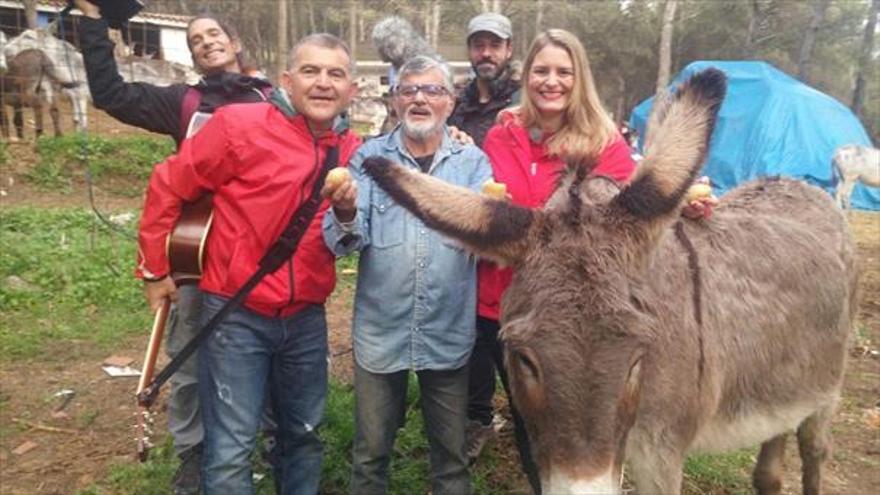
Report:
138,102,361,317
478,112,636,320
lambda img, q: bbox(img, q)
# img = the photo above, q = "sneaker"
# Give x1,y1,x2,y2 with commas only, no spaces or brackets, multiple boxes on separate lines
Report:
172,444,202,495
465,419,497,463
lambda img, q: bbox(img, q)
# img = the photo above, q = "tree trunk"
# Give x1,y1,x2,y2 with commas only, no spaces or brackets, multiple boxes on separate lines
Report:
656,0,678,93
276,0,289,79
797,0,830,83
615,73,626,126
431,0,441,49
307,0,317,34
852,0,879,116
743,0,759,56
23,0,38,29
492,0,502,13
536,0,544,32
424,4,432,46
480,0,491,13
348,0,357,55
289,0,298,47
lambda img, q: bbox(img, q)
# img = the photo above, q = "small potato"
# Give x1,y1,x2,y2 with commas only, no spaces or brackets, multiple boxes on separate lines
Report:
325,167,351,189
686,183,713,202
482,180,508,199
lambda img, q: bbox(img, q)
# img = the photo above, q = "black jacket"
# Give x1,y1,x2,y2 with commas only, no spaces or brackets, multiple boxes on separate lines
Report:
448,68,520,148
79,17,271,147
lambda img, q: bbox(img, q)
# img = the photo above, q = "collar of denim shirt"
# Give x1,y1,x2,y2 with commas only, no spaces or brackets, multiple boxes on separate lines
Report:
382,124,466,174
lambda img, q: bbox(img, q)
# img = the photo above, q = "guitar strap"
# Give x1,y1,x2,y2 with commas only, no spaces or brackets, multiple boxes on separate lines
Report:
138,146,340,408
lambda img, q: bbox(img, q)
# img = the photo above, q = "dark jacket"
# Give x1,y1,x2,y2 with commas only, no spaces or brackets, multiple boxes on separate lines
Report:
78,17,271,146
447,67,520,147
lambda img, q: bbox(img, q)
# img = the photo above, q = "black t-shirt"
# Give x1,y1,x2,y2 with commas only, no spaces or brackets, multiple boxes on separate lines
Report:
414,154,435,173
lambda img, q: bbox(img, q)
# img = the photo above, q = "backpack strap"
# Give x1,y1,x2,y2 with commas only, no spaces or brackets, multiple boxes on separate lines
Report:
179,86,202,143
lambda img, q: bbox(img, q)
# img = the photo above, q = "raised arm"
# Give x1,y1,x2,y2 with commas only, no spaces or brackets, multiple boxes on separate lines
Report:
76,0,186,140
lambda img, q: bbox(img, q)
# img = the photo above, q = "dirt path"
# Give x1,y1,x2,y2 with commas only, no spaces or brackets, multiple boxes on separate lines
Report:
1,138,878,494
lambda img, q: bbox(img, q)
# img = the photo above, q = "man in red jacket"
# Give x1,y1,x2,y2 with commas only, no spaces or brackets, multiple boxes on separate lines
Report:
138,33,360,494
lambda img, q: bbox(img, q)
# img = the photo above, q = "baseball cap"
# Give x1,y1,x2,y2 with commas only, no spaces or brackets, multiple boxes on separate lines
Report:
467,13,512,41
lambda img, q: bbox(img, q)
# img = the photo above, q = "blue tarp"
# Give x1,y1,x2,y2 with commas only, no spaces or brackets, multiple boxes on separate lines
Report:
630,61,879,211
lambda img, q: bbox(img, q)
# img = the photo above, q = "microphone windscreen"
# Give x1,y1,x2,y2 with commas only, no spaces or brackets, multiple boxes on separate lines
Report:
371,16,435,68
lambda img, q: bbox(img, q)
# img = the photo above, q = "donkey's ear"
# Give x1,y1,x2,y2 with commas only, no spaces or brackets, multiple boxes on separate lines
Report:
363,157,537,266
612,69,726,238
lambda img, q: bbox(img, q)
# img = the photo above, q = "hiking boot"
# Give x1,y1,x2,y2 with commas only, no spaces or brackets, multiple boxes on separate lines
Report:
172,444,202,495
465,419,496,463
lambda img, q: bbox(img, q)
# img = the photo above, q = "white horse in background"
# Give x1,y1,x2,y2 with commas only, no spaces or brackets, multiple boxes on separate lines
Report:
4,29,89,132
833,144,880,209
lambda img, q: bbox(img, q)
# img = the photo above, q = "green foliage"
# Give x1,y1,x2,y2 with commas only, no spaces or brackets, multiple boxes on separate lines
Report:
0,207,147,360
0,140,8,166
26,134,174,192
682,449,756,495
76,437,178,495
83,374,512,494
335,253,359,292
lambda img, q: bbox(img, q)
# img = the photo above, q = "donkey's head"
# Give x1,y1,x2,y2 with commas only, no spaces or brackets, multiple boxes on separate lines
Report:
364,69,726,493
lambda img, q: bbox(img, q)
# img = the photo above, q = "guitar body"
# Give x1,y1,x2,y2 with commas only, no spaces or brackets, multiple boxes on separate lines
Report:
166,194,213,285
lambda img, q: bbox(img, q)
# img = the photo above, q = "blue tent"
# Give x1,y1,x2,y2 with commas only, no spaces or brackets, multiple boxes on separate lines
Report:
630,61,878,210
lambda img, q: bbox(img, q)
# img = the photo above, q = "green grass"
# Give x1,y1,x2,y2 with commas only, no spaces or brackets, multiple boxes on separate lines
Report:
2,202,755,494
26,134,174,194
682,449,755,494
0,207,148,361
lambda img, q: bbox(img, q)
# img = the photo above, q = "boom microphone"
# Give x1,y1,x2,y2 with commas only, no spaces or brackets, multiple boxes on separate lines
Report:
371,16,436,70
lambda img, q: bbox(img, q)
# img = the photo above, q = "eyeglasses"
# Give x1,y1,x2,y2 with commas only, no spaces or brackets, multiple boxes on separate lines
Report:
395,84,450,100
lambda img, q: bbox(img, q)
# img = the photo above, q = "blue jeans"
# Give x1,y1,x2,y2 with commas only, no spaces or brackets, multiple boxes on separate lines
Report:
351,362,471,495
199,294,328,495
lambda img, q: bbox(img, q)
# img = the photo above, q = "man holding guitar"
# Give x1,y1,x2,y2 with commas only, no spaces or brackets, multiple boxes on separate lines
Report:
138,34,361,494
73,1,273,492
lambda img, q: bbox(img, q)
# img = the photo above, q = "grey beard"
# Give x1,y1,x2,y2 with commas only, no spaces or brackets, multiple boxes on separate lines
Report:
402,118,444,141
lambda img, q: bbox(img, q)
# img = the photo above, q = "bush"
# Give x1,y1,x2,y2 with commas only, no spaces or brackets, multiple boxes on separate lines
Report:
27,134,174,191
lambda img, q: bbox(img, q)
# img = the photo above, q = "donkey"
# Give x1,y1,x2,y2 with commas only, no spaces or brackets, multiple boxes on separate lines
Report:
0,48,80,139
4,28,89,132
361,69,857,495
833,144,880,209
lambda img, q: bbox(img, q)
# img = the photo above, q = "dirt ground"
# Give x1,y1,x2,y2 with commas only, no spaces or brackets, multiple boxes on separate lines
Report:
0,111,878,494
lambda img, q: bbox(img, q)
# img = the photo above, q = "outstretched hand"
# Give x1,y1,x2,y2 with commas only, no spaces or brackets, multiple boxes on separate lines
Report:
682,177,718,220
73,0,101,18
321,171,358,223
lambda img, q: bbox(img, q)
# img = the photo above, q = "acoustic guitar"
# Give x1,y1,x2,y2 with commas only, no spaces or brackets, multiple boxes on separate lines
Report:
165,195,213,284
165,111,215,284
135,112,213,461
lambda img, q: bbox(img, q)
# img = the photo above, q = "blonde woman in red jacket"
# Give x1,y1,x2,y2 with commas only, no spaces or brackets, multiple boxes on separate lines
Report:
466,29,636,494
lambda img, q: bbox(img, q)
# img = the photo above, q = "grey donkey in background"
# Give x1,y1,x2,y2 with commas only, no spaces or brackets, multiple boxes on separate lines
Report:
361,69,858,495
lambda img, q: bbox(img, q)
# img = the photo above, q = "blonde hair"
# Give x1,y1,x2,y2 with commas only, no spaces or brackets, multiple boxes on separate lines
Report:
517,29,617,162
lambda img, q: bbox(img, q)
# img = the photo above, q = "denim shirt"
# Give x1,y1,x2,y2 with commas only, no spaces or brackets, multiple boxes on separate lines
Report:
323,127,492,373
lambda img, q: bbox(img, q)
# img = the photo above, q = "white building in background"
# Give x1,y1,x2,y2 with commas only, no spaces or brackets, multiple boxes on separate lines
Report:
0,0,192,66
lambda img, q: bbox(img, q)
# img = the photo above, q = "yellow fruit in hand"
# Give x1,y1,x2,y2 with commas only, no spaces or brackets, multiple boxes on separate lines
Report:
325,167,351,188
482,180,508,199
686,183,713,202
